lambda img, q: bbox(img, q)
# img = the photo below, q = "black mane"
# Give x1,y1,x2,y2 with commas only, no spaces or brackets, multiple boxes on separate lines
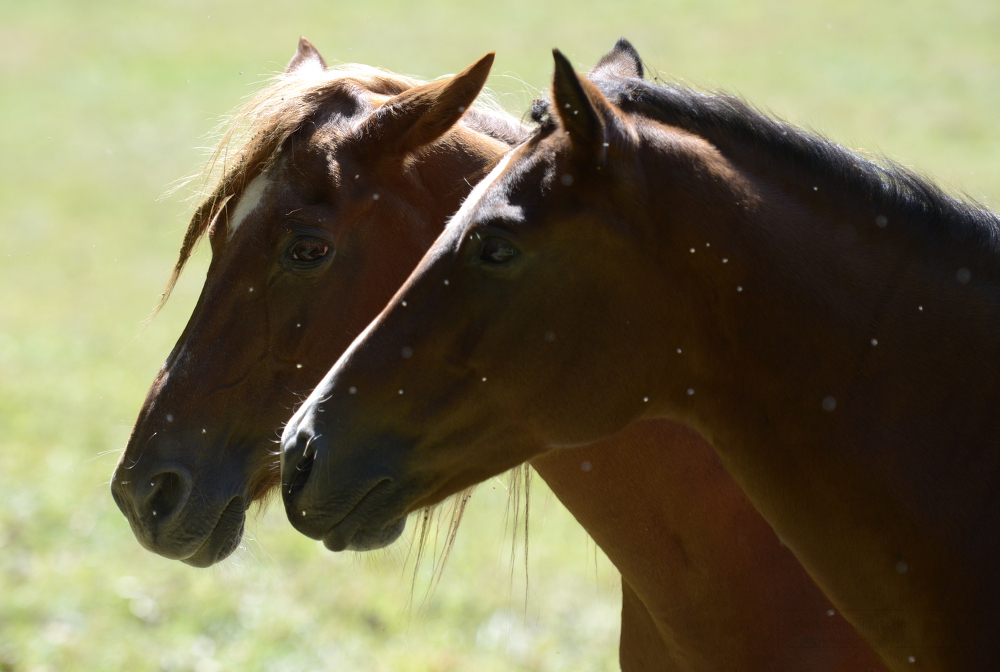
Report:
533,76,1000,258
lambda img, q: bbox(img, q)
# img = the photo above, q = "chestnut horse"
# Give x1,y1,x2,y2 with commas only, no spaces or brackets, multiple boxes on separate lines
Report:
281,40,1000,671
113,39,883,669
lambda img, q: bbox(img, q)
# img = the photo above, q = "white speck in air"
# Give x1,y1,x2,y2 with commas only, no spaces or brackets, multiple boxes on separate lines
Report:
736,286,743,292
826,609,835,616
690,248,695,253
325,154,332,162
398,389,404,395
201,429,206,434
722,258,728,263
705,242,710,247
676,348,682,354
401,301,407,307
918,306,923,311
296,364,303,369
248,287,254,293
443,279,449,285
822,396,837,411
458,106,466,113
813,186,818,191
560,174,574,186
602,142,609,148
908,656,915,664
544,331,555,342
643,397,649,402
581,461,592,472
302,511,307,517
166,414,174,423
296,323,301,328
401,347,413,359
152,510,157,516
354,174,359,179
871,338,878,346
372,193,380,200
349,387,357,394
896,560,908,574
876,215,888,228
687,388,694,396
482,377,487,382
956,267,971,283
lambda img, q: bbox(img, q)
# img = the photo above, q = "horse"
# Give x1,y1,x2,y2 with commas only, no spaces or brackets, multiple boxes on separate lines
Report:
112,38,885,669
280,38,1000,671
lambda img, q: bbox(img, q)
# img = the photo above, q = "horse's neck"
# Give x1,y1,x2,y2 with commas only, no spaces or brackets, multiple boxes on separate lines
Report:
530,420,886,670
640,131,1000,665
648,134,1000,449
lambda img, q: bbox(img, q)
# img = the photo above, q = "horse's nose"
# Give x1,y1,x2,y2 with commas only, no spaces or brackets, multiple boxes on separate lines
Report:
282,435,315,505
111,464,194,545
280,423,330,539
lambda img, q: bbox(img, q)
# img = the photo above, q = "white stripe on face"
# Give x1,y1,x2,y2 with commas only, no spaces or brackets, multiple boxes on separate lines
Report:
445,149,516,233
228,173,272,239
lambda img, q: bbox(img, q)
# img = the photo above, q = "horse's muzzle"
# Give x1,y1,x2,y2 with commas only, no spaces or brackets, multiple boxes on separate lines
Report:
280,418,407,551
111,460,245,565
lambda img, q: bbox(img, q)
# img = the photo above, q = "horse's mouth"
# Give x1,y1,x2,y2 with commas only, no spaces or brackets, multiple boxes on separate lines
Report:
182,497,246,567
320,481,406,552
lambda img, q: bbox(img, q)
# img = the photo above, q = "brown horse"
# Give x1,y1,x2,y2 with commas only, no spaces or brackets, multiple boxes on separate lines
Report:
281,40,1000,671
112,39,884,669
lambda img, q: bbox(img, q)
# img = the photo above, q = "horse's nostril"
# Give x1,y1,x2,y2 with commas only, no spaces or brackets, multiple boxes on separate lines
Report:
144,469,192,522
284,446,315,505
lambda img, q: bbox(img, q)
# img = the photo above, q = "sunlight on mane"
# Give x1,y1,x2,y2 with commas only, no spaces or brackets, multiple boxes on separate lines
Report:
153,62,520,318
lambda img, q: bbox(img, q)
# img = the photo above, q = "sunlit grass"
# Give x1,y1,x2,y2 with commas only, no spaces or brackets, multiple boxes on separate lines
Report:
1,0,998,669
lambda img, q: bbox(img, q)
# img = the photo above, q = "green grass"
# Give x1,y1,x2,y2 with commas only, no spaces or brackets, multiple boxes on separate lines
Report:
1,0,998,669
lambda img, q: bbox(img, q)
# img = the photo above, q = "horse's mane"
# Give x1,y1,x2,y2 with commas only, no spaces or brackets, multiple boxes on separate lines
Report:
157,65,527,315
533,75,1000,260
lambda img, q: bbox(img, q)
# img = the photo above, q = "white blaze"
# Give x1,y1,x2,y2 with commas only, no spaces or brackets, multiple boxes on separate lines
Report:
228,173,272,238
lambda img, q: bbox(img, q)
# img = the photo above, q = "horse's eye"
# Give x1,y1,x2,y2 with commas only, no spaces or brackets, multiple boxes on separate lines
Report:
480,237,517,264
290,239,330,263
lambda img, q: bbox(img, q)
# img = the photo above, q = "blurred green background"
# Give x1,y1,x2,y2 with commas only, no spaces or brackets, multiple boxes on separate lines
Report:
1,0,997,670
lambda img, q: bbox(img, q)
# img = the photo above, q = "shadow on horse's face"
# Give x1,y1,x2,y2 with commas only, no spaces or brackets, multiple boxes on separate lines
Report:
111,46,501,565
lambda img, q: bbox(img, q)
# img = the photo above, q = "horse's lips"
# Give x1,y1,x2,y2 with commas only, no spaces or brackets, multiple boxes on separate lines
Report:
319,480,405,552
181,497,246,567
322,526,352,552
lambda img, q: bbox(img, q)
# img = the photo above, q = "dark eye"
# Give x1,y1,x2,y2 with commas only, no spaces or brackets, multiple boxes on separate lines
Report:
289,239,330,263
479,237,517,264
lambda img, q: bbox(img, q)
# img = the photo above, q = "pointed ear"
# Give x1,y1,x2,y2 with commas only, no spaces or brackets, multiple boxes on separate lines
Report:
590,38,644,79
552,49,610,164
354,53,495,155
286,37,327,75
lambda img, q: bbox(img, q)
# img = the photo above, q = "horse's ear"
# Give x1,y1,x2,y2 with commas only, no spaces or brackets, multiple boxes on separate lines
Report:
552,49,609,163
590,38,644,79
286,37,327,76
355,53,495,155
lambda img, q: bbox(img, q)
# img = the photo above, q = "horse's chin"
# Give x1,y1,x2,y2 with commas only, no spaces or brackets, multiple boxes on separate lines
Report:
323,516,407,552
182,497,246,567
